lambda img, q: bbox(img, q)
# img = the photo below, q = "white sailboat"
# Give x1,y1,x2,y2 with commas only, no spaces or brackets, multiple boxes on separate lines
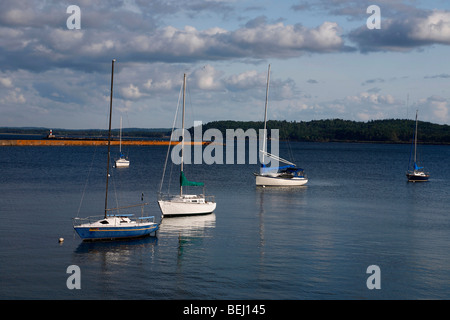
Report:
158,74,216,217
73,59,158,241
254,65,308,187
115,117,130,167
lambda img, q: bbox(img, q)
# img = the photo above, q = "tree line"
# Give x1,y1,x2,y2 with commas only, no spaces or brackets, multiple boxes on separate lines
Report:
198,119,450,144
2,119,449,144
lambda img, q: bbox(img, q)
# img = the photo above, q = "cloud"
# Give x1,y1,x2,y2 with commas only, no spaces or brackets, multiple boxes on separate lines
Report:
0,0,350,73
349,10,450,52
232,20,347,55
191,65,224,90
415,95,449,124
0,77,13,88
120,84,144,100
1,88,26,104
292,0,426,21
361,78,385,86
424,73,450,79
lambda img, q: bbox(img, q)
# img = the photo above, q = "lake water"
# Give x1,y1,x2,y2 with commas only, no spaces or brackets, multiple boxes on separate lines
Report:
0,141,449,300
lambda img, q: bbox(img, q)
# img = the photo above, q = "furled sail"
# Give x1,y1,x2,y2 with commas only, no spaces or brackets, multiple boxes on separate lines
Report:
180,171,204,187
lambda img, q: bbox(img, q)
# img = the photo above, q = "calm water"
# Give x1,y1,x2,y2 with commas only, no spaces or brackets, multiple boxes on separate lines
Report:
0,142,449,300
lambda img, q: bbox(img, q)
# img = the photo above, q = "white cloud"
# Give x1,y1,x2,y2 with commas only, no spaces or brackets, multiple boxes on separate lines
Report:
191,65,223,90
411,10,450,44
416,95,449,124
1,88,26,104
120,84,143,100
232,21,344,55
0,77,13,88
224,70,265,91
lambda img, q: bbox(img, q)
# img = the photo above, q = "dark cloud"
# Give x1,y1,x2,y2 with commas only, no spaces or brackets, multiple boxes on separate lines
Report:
349,10,450,52
361,78,385,86
424,73,450,79
292,0,425,20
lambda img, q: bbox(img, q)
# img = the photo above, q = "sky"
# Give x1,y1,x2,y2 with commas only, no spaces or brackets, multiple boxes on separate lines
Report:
1,0,450,129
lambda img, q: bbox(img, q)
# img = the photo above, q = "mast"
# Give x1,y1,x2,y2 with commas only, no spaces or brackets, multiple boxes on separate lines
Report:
261,64,270,166
180,73,186,196
414,110,418,165
104,59,115,218
119,116,122,154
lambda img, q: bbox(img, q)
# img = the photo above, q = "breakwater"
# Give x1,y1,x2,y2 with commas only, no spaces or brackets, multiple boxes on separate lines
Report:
0,139,207,146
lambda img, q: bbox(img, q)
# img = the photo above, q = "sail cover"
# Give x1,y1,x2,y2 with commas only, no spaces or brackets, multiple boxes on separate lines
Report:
180,171,204,186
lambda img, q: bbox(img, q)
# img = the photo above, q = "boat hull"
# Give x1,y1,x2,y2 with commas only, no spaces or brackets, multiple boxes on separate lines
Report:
74,223,158,241
406,172,429,182
74,216,158,241
255,174,308,186
115,158,130,167
158,199,216,217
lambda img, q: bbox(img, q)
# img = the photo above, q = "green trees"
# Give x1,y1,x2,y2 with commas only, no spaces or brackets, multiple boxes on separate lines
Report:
200,119,450,144
3,119,449,144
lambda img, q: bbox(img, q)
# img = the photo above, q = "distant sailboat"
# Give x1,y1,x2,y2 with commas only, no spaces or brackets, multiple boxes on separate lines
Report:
157,73,216,217
115,117,130,167
73,59,158,241
406,110,429,182
254,65,308,187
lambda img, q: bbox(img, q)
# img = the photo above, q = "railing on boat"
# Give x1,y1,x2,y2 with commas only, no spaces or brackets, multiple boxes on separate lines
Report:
158,192,215,203
73,214,156,226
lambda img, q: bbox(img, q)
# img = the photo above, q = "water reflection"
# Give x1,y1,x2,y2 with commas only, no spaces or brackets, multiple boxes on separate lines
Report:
160,214,216,266
73,236,158,264
160,213,216,238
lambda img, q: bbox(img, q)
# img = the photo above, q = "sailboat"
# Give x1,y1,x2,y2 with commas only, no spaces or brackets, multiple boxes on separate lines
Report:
115,117,130,167
406,110,429,182
254,65,308,187
73,59,158,241
157,73,216,217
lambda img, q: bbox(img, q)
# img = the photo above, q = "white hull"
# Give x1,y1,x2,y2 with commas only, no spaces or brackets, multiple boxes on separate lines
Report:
115,158,130,167
255,174,308,186
158,195,216,217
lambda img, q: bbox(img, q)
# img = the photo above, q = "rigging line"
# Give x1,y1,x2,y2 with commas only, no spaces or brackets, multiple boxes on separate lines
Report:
111,162,120,214
76,144,99,217
287,139,295,164
122,111,131,157
186,77,196,130
159,80,184,193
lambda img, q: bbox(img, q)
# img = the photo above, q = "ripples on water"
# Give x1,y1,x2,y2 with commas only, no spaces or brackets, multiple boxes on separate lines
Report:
0,142,449,299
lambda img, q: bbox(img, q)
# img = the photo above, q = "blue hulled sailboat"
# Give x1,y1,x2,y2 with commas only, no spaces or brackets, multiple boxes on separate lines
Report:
73,59,158,241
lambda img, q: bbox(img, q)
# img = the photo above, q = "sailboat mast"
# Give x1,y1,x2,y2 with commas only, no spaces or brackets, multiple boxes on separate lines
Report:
180,73,186,196
262,64,270,165
104,59,115,218
414,110,418,164
119,116,122,153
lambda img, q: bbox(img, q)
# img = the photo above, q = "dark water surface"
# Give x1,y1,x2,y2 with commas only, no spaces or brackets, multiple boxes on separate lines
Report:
0,142,449,299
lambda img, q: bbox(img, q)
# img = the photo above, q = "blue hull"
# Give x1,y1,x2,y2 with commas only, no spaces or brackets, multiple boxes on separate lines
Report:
74,224,158,241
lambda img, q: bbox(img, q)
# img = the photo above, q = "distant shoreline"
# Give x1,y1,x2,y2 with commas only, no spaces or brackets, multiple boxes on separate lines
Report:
1,118,449,145
0,139,207,146
1,138,448,146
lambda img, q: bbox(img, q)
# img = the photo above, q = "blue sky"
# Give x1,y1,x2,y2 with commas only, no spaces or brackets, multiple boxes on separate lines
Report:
1,0,450,129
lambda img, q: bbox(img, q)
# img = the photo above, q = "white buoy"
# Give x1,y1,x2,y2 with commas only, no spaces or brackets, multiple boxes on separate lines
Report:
59,238,64,243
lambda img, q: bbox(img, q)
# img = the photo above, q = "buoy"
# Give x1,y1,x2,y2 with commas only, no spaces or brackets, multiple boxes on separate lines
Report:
59,238,64,243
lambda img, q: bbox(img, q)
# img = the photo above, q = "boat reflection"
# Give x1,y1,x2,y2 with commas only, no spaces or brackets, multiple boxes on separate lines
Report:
160,213,216,238
73,236,158,264
160,214,216,265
